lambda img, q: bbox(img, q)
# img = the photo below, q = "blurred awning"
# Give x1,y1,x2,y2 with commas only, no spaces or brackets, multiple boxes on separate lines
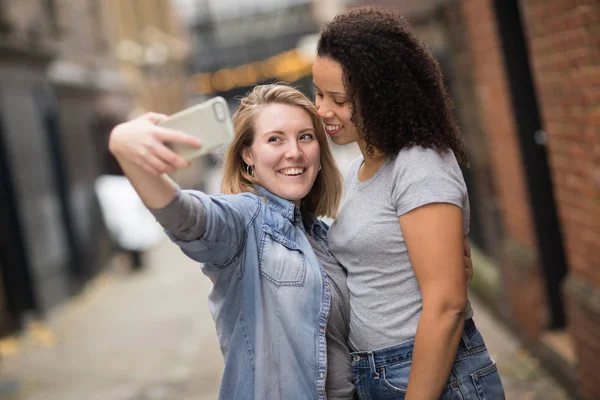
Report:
355,0,451,20
187,47,314,95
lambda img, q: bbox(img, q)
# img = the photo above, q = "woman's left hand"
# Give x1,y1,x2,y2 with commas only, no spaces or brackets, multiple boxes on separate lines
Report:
464,238,473,287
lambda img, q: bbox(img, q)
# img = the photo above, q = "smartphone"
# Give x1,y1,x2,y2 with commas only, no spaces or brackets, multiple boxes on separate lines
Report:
158,96,235,160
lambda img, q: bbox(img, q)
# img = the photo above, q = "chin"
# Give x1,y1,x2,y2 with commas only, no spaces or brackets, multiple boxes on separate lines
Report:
276,188,311,204
331,135,352,146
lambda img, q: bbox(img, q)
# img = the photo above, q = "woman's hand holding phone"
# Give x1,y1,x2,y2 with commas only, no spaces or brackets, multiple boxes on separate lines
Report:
109,112,202,176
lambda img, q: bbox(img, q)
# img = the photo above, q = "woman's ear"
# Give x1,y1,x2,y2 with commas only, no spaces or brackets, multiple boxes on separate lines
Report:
241,147,253,167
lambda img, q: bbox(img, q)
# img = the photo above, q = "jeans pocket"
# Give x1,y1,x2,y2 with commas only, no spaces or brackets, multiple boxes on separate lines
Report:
381,363,409,394
380,364,462,399
471,361,505,400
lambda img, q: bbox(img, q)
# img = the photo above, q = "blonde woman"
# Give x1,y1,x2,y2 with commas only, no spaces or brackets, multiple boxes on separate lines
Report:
109,84,347,400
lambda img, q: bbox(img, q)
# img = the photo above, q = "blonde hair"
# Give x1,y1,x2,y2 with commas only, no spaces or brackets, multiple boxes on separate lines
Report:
221,84,343,218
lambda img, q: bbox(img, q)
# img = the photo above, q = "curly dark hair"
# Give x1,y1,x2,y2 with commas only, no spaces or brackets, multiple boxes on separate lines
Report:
317,7,468,165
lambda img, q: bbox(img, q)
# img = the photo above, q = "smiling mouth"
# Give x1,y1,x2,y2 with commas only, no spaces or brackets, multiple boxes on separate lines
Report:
324,124,343,135
278,167,306,177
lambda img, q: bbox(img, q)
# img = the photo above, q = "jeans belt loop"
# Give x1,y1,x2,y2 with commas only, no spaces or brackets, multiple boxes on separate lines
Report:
368,351,380,380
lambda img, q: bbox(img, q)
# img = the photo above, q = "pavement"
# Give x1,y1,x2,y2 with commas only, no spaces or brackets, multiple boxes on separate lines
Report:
0,240,223,400
468,297,571,400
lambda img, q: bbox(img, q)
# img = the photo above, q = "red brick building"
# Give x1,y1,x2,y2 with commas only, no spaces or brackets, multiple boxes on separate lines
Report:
459,2,598,398
357,0,599,397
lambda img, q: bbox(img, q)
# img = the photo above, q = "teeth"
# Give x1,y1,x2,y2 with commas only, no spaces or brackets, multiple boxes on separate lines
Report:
280,168,305,176
325,124,342,131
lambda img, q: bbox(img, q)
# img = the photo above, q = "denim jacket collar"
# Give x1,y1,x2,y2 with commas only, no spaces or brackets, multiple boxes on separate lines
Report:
255,186,300,223
254,186,326,238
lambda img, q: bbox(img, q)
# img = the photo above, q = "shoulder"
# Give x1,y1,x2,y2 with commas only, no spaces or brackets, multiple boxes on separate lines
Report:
389,147,468,216
185,190,262,217
395,145,458,166
345,155,364,178
391,146,461,178
349,155,364,169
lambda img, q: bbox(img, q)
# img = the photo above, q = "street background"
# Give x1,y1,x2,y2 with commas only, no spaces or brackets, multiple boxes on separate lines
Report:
0,0,598,399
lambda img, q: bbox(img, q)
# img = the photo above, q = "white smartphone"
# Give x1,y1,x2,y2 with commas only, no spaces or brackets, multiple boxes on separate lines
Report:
158,96,235,160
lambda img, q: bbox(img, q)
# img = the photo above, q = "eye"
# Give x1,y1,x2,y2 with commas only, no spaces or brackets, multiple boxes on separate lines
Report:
315,92,323,98
334,99,347,106
268,136,281,143
299,133,314,141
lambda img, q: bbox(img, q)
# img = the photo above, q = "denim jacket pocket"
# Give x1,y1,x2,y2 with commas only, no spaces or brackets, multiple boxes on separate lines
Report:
259,225,306,286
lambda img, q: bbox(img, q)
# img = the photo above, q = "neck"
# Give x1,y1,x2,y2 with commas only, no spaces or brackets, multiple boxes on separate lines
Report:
357,139,387,167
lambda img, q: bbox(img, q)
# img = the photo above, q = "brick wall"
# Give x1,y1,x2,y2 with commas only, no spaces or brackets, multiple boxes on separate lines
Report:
441,2,505,263
459,0,550,338
521,1,600,398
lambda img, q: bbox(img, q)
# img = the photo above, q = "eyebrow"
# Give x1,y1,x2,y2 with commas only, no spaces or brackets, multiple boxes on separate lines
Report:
264,128,315,135
313,82,346,96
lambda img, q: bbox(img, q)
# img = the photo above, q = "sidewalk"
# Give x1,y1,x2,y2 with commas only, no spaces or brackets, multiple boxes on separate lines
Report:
468,295,572,399
0,239,572,400
0,239,224,400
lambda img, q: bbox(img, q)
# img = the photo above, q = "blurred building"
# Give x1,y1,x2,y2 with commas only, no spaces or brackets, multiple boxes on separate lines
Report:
184,0,320,105
109,0,191,115
102,1,196,186
0,0,190,335
355,0,598,398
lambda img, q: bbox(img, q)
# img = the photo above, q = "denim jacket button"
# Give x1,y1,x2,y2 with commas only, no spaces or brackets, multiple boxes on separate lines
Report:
319,327,325,334
319,372,324,379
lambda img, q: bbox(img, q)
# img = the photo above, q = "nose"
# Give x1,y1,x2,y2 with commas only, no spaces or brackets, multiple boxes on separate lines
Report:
316,100,334,119
285,141,303,159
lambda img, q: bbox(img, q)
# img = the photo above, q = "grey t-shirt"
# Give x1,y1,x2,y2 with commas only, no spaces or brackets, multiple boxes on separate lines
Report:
327,146,473,351
303,222,354,400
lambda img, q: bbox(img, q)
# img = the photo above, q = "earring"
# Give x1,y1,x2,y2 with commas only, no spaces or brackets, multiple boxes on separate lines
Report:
319,165,322,171
246,164,254,177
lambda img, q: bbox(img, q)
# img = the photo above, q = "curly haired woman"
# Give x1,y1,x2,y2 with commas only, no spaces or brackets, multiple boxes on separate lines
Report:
313,7,505,399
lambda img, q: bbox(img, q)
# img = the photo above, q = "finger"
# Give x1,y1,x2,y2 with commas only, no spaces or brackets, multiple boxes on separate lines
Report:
465,257,472,286
140,162,160,176
153,127,202,148
464,257,473,272
144,112,169,125
464,237,471,257
464,257,473,286
152,142,191,169
143,153,174,175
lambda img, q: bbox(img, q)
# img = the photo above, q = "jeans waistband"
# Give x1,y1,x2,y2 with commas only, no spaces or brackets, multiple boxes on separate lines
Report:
350,318,476,368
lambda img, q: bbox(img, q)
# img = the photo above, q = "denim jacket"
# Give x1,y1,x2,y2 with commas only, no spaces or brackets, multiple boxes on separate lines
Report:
165,186,331,400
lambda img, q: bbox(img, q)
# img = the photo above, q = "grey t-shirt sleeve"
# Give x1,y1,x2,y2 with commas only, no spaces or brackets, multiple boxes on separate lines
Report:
390,147,466,217
148,189,207,241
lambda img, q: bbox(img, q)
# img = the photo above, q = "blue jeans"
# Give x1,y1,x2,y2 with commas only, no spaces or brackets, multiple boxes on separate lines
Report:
350,319,505,399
